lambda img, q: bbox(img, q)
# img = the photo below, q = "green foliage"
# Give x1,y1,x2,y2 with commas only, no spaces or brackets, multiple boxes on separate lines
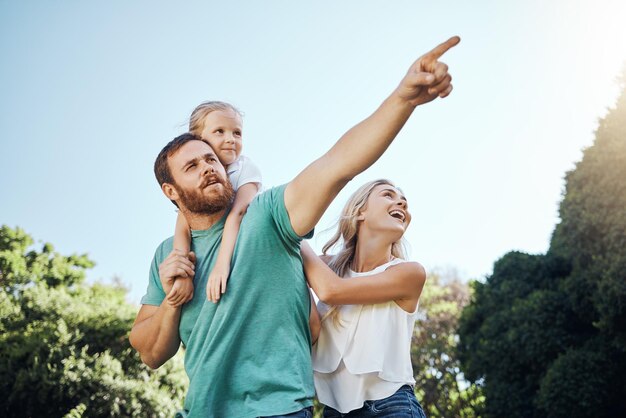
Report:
412,271,484,418
0,225,187,417
312,397,323,418
536,336,617,418
550,73,626,339
458,254,579,418
458,74,626,417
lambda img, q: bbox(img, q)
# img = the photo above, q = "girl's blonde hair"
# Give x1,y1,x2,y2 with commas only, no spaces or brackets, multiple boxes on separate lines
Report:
188,101,243,136
322,179,407,325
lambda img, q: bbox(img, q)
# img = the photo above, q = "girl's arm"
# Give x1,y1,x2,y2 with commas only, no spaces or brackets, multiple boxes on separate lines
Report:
301,241,426,306
167,276,194,307
173,211,191,253
207,182,259,302
167,212,194,306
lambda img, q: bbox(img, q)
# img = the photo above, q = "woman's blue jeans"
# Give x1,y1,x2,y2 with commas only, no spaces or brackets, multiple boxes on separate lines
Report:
322,385,427,418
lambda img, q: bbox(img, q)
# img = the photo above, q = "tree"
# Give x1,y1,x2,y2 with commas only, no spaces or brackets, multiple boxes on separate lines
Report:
457,253,578,417
458,73,626,417
536,70,626,418
0,225,188,417
412,269,484,418
549,74,626,341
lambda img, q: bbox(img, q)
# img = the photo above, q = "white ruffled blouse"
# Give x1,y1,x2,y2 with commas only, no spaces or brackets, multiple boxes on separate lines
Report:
312,258,418,413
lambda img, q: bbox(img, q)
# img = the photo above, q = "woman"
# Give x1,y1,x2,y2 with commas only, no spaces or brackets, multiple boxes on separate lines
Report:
302,179,427,418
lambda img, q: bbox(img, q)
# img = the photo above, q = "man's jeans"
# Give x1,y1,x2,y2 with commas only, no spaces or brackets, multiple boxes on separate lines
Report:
261,406,314,418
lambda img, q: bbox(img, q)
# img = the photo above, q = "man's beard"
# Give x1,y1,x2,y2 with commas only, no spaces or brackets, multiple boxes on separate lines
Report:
176,173,235,215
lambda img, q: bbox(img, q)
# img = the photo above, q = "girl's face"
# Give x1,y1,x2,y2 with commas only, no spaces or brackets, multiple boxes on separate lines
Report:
200,109,243,167
358,184,411,237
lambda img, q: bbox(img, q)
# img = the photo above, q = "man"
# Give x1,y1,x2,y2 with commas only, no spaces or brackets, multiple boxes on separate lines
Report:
130,36,460,418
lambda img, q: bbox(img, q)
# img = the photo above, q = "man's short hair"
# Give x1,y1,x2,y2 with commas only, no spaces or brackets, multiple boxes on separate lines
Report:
154,132,204,187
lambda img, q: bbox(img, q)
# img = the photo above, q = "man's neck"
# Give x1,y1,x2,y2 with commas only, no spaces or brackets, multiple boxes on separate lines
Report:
180,208,227,231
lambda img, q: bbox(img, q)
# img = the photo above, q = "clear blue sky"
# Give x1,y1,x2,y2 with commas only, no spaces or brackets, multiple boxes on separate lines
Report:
1,1,625,303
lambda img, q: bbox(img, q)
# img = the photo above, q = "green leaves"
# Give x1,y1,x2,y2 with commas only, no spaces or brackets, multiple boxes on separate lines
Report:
1,225,94,292
412,271,484,417
0,225,187,417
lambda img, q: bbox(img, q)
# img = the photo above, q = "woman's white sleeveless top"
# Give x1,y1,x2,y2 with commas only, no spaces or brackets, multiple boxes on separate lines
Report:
312,258,418,413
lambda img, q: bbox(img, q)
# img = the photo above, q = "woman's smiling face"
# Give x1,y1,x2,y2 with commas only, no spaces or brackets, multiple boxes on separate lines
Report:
358,184,411,237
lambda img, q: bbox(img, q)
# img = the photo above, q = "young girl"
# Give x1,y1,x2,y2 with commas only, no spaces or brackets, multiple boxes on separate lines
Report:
301,179,428,417
166,101,262,306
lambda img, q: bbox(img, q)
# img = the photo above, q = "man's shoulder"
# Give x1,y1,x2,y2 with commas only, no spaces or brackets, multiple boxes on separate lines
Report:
157,235,174,249
153,236,174,261
242,183,308,244
240,184,288,226
249,184,288,210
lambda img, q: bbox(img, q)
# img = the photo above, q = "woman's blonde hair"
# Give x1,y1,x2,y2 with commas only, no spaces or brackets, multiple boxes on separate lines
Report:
322,179,408,325
188,101,242,136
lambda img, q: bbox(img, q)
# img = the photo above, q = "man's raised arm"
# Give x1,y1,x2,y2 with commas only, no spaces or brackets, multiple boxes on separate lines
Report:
284,36,460,236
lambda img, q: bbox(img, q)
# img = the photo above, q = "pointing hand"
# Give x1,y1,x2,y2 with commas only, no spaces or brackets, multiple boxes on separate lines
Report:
395,36,460,106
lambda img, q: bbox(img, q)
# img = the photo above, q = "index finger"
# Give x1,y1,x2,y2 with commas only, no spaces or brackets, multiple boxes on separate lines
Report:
425,36,460,60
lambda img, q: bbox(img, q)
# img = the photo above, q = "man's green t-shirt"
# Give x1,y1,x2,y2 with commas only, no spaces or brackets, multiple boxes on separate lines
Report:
141,185,315,417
